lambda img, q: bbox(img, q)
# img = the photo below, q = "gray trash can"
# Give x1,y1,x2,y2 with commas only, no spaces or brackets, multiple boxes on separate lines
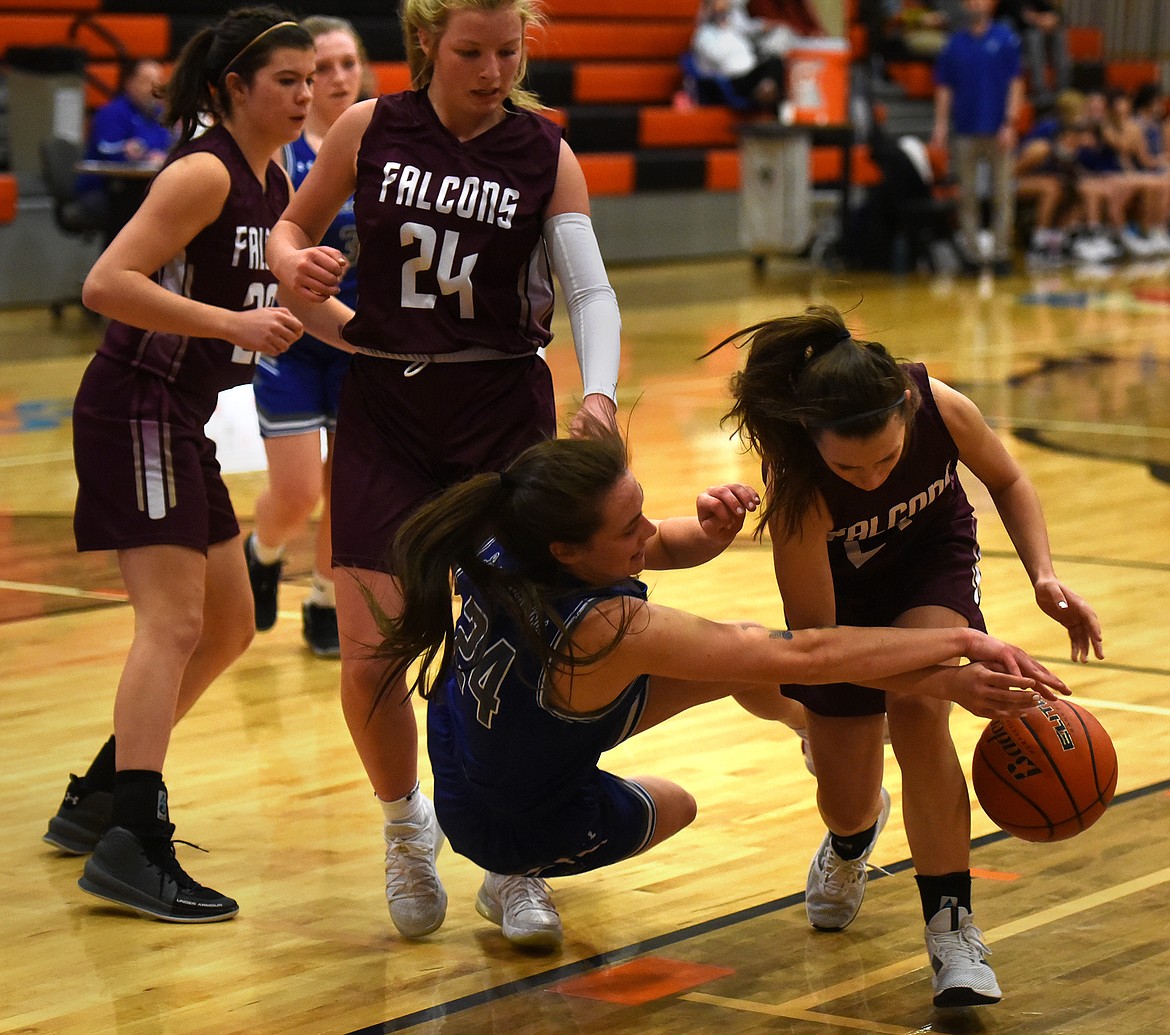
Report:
5,46,87,180
738,122,812,273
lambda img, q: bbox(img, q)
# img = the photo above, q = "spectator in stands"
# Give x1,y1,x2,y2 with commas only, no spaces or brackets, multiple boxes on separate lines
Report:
1131,83,1170,168
931,0,1024,274
75,59,177,247
747,0,826,39
1107,87,1170,255
1015,89,1085,263
689,0,788,112
996,0,1069,108
1076,89,1159,258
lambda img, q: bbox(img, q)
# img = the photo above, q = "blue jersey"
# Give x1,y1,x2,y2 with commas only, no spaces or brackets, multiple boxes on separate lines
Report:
429,540,649,824
282,134,359,308
935,22,1021,136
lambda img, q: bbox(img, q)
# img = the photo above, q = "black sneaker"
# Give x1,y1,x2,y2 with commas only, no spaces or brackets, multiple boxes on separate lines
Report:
302,600,341,658
79,825,239,923
44,774,113,855
244,532,282,631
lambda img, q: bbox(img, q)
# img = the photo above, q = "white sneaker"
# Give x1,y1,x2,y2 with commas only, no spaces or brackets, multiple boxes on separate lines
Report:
1121,228,1158,257
1146,226,1170,255
926,903,1002,1007
384,795,447,938
1072,231,1121,264
805,787,891,930
476,871,563,949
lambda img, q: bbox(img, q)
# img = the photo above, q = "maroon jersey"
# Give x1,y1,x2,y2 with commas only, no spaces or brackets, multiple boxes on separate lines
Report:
95,124,290,424
782,364,984,716
816,363,981,610
342,90,562,358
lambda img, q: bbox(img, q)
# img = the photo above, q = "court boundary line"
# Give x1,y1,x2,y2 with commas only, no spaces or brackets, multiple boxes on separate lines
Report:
684,865,1170,1030
350,777,1170,1034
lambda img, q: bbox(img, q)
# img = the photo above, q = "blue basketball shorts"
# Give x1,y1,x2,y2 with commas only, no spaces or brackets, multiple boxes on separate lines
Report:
252,334,351,438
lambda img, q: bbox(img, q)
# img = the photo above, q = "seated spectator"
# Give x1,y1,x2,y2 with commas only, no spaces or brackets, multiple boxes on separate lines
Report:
1131,83,1170,168
1110,86,1170,254
1078,89,1161,257
996,0,1069,107
1015,95,1085,262
748,0,826,38
74,59,176,247
859,0,965,82
689,0,787,112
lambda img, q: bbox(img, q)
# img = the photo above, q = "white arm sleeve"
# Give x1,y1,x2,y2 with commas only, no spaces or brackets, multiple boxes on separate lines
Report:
544,211,621,404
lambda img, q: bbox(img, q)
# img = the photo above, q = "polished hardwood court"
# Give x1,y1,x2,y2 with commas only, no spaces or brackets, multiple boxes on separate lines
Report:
2,257,1170,1034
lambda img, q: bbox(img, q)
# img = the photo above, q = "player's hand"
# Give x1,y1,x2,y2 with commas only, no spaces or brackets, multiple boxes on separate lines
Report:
964,632,1069,698
948,662,1052,719
569,393,618,439
1034,577,1104,662
696,483,759,543
275,245,349,304
229,306,302,356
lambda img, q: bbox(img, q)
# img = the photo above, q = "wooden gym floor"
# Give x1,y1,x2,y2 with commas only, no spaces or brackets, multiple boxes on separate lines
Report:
2,256,1170,1034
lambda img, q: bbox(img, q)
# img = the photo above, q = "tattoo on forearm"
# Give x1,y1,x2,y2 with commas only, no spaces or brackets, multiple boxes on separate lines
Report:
769,629,794,640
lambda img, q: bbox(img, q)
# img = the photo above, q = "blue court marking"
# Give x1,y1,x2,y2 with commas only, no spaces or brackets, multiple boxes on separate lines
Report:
0,398,73,433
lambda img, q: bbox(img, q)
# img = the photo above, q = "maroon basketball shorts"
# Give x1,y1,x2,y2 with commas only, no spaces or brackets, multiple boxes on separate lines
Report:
72,355,238,554
782,542,986,717
331,353,556,573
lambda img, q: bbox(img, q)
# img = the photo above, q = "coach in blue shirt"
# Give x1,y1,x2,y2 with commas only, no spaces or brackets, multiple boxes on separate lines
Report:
931,0,1024,273
75,59,176,246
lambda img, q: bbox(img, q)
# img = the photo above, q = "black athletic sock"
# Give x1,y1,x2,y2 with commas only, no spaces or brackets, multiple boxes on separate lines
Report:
111,770,171,838
916,871,972,924
830,820,878,861
81,735,117,792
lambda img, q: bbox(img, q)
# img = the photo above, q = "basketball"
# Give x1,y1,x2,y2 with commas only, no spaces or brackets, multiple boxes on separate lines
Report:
972,699,1118,842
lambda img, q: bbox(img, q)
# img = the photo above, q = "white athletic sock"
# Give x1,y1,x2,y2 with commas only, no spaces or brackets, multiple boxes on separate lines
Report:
378,782,423,824
252,533,284,565
308,571,336,608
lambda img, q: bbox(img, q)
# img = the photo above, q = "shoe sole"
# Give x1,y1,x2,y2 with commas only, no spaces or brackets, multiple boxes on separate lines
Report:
78,872,238,924
933,987,1002,1008
474,890,563,950
43,826,99,855
305,642,341,659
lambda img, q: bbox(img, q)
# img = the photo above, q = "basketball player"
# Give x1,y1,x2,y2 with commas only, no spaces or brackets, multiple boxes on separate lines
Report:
266,0,622,941
371,423,1068,949
713,305,1102,1006
244,16,370,658
42,9,318,922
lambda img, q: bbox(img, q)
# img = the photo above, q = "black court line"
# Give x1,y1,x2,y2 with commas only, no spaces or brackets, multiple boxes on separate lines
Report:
1033,655,1170,679
348,776,1170,1034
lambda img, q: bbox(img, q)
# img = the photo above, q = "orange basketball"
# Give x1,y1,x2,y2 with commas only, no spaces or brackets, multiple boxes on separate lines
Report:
972,699,1118,842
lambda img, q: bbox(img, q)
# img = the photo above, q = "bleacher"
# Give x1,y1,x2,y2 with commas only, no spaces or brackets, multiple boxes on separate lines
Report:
0,0,1166,275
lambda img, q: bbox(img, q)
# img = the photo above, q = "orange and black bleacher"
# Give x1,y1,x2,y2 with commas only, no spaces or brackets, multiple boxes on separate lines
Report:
3,0,1163,252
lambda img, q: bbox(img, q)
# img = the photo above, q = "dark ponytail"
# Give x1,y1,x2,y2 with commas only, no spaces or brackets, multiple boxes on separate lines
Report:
165,6,311,145
368,421,636,711
709,304,919,540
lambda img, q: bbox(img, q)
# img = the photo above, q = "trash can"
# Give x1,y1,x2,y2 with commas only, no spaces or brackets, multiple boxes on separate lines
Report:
738,122,812,271
4,46,87,178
